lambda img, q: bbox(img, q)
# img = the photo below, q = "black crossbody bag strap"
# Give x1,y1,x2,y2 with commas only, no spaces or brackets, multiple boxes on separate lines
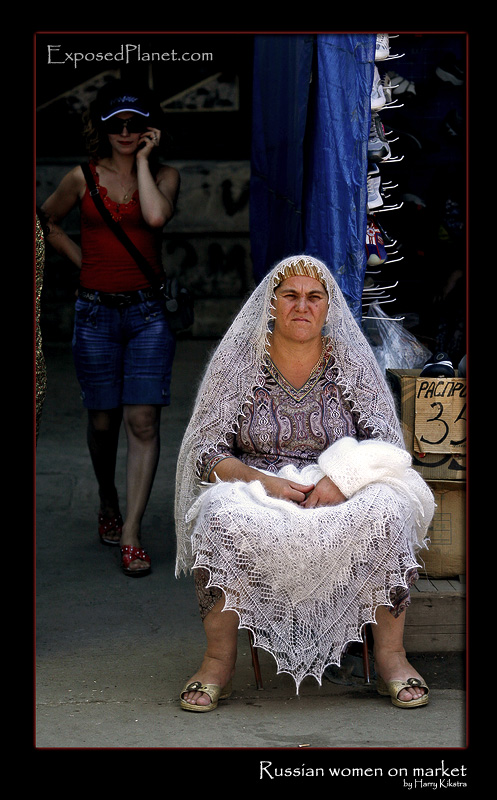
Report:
81,162,164,293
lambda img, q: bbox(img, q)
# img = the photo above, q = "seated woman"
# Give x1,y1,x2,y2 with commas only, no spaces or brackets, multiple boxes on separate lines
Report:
175,255,434,711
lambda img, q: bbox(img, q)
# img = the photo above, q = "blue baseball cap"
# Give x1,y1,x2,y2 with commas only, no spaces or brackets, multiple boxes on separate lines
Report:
100,93,150,121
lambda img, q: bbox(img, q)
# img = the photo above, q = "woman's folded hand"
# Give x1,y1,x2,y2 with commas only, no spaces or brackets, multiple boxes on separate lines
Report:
299,476,346,508
259,474,316,504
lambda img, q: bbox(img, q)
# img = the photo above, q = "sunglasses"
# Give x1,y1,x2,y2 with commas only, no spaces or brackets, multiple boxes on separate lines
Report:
103,116,149,134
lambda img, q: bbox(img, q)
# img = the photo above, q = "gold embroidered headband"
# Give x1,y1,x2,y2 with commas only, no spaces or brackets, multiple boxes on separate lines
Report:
273,257,328,291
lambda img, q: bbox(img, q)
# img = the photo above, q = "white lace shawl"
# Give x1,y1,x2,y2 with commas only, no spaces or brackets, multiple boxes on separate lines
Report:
174,255,426,577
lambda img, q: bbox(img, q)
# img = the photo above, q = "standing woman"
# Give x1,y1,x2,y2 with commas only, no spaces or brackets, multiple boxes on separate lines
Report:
42,80,180,576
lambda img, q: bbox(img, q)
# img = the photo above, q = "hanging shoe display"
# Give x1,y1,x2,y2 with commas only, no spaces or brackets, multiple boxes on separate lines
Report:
367,164,383,212
435,53,464,85
375,34,390,61
368,111,391,162
375,34,404,62
366,217,388,266
385,70,416,102
364,34,407,323
371,65,386,111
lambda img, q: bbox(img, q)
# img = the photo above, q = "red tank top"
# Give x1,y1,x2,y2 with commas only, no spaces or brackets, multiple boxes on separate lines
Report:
79,161,164,292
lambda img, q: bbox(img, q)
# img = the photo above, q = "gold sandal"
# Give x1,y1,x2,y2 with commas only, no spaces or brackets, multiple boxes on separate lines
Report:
377,675,429,708
180,679,233,712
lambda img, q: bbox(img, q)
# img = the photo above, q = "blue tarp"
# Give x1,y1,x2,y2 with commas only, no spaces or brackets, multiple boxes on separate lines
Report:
250,33,375,321
250,34,314,276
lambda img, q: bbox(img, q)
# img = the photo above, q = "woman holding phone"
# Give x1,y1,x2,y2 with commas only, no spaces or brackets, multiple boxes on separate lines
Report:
41,80,180,576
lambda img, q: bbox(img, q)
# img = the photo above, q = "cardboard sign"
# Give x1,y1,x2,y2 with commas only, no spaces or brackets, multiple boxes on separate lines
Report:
414,378,466,455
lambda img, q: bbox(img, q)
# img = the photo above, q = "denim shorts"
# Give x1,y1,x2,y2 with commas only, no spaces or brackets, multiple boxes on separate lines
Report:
72,292,176,409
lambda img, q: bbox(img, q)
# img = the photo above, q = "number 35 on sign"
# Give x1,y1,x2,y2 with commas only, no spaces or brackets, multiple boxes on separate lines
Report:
414,378,466,455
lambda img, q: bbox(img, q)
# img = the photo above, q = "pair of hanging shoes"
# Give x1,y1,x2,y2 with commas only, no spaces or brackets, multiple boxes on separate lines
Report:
120,544,151,577
377,675,429,708
180,679,233,712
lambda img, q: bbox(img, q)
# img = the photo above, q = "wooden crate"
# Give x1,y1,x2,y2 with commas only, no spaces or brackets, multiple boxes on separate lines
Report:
404,578,466,652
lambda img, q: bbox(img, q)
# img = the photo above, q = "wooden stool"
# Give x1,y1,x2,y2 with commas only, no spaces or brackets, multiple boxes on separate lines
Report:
247,626,372,689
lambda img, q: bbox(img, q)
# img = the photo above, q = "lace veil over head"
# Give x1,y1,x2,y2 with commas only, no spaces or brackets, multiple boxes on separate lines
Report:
175,255,404,576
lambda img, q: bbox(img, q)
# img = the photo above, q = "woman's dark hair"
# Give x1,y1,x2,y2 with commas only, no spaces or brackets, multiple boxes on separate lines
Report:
82,79,166,163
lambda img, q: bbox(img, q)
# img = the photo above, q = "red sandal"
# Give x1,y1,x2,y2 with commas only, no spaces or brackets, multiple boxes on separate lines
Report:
98,513,123,546
120,545,151,577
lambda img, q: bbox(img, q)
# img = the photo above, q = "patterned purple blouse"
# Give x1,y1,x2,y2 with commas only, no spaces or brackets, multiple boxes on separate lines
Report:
201,341,371,480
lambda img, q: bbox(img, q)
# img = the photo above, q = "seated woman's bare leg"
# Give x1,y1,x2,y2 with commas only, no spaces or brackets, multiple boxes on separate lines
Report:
182,596,239,707
372,605,427,702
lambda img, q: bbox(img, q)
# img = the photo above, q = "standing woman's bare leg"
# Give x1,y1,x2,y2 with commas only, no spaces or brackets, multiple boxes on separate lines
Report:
87,408,123,542
120,404,162,571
